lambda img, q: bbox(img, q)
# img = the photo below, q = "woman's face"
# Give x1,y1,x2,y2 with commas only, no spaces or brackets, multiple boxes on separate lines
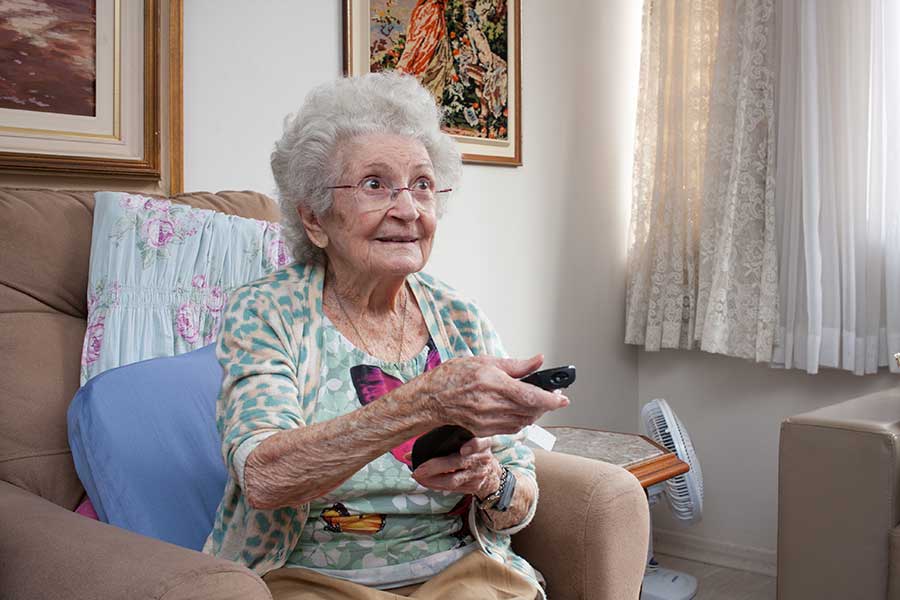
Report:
309,133,439,281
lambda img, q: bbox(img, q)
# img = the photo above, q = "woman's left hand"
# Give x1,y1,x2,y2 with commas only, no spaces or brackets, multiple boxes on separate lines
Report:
410,437,501,498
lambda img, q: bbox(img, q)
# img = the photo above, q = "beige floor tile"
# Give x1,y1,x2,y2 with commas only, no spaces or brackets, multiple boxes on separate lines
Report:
652,553,775,600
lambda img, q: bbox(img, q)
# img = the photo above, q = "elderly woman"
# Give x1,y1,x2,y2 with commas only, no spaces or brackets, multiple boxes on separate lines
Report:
203,72,567,600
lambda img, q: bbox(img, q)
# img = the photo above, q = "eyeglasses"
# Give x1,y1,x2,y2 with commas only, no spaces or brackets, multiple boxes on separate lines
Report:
326,176,452,212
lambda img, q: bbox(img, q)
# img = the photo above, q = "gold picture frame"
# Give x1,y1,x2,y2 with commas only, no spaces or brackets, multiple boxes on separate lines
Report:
0,0,183,194
343,0,522,166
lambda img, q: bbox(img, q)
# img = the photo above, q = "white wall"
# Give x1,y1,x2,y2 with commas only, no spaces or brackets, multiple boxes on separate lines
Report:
184,2,342,196
183,0,644,433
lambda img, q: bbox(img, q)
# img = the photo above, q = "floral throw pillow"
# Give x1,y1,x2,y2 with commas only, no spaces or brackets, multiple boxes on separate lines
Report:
81,192,292,384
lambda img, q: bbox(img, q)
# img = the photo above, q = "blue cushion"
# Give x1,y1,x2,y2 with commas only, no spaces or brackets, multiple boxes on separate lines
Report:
67,344,227,551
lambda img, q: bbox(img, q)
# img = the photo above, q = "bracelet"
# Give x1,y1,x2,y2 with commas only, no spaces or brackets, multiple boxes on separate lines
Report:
491,466,517,512
476,466,509,510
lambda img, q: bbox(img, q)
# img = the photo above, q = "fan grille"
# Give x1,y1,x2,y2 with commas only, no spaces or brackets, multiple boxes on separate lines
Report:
641,399,703,522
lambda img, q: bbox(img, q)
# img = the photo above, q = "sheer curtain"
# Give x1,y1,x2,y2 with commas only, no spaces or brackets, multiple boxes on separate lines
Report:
774,0,900,374
625,0,779,361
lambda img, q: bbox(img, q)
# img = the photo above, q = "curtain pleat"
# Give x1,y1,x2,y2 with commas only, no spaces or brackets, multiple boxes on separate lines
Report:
626,0,778,362
773,0,900,374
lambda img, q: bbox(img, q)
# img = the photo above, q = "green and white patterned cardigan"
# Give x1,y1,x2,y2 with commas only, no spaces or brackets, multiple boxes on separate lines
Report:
202,262,542,594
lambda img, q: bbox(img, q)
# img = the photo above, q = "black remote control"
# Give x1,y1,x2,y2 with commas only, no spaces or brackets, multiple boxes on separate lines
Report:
519,365,576,391
411,425,474,470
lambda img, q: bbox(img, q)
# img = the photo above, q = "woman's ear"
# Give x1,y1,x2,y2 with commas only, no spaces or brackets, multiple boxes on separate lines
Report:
298,205,329,249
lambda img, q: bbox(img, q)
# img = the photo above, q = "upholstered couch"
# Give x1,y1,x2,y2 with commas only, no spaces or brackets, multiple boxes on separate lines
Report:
0,187,649,600
779,389,900,599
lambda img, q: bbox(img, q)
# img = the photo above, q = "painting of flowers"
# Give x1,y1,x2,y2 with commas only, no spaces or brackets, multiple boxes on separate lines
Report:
346,0,521,165
0,0,97,116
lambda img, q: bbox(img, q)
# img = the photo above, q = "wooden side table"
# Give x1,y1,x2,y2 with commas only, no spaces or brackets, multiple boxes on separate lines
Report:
544,426,689,488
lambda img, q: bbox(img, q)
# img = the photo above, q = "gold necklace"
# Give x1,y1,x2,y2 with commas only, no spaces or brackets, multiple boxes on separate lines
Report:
333,283,409,361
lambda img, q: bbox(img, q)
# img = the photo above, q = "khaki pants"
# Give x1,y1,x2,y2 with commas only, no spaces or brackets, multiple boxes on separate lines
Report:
263,550,540,600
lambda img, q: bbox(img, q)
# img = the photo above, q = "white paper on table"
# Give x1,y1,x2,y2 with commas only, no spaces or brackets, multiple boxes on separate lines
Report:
523,424,556,451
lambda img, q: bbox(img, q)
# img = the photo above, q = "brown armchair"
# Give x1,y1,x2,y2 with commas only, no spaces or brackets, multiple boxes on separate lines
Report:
0,187,649,600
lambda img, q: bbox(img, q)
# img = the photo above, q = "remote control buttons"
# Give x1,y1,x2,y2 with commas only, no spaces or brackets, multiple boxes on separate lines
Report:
550,372,570,386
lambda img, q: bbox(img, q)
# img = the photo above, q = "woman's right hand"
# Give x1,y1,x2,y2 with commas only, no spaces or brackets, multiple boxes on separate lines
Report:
412,354,570,437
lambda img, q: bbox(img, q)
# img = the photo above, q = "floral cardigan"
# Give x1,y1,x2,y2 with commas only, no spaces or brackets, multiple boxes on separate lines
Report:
202,262,542,595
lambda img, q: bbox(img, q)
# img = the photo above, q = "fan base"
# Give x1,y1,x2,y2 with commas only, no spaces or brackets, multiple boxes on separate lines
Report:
640,567,698,600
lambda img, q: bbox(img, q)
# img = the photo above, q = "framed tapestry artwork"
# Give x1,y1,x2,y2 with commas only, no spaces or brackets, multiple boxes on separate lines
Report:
343,0,521,166
0,0,183,193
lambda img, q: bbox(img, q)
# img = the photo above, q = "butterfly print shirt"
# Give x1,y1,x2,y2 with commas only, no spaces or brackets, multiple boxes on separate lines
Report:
284,320,478,587
203,265,542,597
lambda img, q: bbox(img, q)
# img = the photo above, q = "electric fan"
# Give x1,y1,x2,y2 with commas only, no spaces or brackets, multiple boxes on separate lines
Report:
640,398,704,600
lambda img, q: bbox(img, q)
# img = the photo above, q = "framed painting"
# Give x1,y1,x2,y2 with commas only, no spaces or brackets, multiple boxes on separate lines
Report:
343,0,521,166
0,0,183,193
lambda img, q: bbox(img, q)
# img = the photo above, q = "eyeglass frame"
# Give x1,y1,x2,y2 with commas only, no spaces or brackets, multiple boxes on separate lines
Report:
325,177,452,209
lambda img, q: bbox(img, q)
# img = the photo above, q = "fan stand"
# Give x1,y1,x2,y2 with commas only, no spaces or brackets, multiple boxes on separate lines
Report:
640,488,698,600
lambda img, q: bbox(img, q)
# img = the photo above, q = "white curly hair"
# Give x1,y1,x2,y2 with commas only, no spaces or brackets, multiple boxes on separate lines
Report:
271,72,463,264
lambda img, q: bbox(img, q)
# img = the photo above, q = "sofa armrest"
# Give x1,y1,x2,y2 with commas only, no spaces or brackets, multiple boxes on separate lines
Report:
513,449,649,600
0,481,271,600
778,389,900,600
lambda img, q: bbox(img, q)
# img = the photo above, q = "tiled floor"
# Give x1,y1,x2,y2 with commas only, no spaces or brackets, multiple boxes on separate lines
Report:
652,554,776,600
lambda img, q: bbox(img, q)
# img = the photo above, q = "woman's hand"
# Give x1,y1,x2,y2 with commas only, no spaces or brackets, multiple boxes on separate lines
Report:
410,437,502,498
412,354,569,438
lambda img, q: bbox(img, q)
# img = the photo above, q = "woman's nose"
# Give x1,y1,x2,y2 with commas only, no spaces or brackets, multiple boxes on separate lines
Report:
389,188,419,219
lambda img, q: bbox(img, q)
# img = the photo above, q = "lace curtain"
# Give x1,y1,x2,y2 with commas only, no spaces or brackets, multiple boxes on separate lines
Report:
773,0,900,374
625,0,778,361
